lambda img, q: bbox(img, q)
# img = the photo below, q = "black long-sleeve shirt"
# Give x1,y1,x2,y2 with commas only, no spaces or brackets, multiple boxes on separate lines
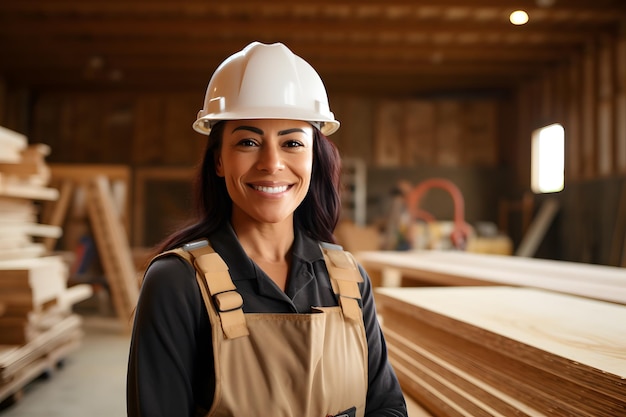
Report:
127,223,408,416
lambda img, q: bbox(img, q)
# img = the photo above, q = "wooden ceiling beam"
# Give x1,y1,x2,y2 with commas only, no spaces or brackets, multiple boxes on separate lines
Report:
2,0,625,14
0,22,606,50
0,0,623,93
0,15,616,36
2,68,524,95
0,39,578,65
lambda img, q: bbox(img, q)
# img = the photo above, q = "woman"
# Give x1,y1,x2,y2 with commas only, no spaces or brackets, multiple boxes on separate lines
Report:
127,42,408,417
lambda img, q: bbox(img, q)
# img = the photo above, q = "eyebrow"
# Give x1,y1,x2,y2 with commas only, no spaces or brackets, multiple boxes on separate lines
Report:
231,126,307,136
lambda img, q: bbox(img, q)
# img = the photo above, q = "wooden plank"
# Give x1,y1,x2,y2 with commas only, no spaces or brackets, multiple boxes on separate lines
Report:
49,164,130,183
0,336,81,404
0,144,51,186
42,180,74,251
378,287,626,381
0,236,30,251
357,250,626,304
0,314,82,381
384,311,613,417
0,223,61,239
0,256,68,315
0,126,27,164
86,175,138,328
0,175,59,201
386,329,547,417
0,244,46,261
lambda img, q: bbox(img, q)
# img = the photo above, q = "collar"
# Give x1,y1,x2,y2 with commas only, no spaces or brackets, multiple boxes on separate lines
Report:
208,222,325,281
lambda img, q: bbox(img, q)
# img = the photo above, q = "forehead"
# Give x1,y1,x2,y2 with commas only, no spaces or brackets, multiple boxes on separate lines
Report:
224,119,314,135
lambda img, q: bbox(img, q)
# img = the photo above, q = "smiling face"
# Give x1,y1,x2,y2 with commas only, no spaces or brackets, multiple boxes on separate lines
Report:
216,119,314,228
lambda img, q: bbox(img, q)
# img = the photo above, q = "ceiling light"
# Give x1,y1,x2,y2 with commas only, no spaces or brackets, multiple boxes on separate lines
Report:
510,10,529,25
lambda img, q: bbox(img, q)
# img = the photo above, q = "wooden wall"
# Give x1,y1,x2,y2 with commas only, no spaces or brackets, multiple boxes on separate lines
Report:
329,94,511,229
331,96,501,169
3,89,509,248
29,92,206,166
511,33,626,266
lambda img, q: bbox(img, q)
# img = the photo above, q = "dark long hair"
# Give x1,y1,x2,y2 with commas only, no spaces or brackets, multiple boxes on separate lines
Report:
157,121,342,252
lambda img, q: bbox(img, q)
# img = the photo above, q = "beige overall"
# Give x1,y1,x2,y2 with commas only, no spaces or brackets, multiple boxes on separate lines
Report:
161,240,369,417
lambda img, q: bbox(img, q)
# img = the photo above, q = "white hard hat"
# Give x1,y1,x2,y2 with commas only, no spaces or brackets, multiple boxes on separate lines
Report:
193,42,340,136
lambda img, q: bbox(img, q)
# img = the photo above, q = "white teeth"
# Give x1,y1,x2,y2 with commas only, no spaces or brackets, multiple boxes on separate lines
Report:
253,185,288,194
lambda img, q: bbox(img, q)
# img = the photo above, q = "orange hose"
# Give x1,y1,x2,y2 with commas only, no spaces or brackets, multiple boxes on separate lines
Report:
405,178,471,249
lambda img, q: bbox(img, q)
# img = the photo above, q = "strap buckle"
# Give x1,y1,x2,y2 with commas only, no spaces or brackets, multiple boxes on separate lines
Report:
213,290,244,313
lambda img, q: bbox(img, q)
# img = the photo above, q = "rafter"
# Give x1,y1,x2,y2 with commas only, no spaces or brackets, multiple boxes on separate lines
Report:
0,0,623,94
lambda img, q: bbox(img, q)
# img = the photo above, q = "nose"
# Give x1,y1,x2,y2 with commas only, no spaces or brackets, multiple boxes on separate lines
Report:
256,144,284,173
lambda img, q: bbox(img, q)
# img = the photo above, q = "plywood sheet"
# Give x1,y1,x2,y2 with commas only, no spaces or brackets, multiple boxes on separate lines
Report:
379,286,626,378
377,286,626,416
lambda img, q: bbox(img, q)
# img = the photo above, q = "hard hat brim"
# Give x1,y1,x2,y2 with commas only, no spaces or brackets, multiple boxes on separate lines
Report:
193,109,340,136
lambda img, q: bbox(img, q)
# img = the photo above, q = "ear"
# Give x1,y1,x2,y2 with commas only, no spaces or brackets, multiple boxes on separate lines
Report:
215,153,224,177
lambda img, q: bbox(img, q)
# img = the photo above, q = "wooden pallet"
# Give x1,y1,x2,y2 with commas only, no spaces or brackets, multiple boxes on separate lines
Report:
0,314,83,404
86,176,139,328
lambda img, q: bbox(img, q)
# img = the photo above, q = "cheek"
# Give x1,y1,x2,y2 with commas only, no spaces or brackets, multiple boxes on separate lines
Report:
300,160,313,191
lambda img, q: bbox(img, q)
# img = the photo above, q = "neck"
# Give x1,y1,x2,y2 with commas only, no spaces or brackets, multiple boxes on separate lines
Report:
230,215,294,291
231,214,295,263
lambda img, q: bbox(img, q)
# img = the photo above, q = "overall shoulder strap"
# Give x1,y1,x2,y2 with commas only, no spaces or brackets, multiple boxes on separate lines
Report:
320,242,364,321
165,240,248,339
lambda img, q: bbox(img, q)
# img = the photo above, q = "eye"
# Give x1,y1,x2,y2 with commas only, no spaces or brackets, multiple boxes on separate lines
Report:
283,140,304,148
237,139,258,147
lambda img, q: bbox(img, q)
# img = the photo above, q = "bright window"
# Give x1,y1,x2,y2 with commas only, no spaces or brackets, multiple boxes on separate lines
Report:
531,123,564,193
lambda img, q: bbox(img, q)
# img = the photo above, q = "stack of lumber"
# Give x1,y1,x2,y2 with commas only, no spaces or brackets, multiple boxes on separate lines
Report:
0,126,59,259
0,125,92,404
376,286,626,417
